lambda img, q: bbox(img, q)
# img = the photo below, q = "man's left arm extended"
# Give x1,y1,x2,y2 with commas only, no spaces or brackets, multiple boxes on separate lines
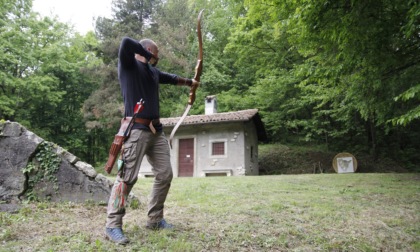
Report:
158,71,199,88
177,77,193,86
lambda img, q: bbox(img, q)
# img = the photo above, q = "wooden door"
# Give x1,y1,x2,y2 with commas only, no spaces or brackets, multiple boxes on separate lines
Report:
178,138,194,177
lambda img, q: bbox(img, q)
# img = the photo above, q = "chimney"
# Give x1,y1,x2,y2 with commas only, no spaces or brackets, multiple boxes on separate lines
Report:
205,95,217,115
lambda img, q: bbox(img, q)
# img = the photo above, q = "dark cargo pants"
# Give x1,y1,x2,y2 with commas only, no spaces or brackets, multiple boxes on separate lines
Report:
106,129,173,228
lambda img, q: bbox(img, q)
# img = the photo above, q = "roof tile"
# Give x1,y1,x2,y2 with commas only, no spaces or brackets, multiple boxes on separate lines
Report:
161,109,259,126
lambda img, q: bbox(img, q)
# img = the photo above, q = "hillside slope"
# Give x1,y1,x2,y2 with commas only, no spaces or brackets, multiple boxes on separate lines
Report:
258,144,410,175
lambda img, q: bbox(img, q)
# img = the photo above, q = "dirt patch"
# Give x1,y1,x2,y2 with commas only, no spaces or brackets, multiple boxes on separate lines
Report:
0,203,21,213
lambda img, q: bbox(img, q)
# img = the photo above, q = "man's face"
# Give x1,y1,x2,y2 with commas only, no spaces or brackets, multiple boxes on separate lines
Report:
148,44,159,66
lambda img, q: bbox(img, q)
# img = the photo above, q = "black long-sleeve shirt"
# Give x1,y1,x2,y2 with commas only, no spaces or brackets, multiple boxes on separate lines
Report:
118,37,178,131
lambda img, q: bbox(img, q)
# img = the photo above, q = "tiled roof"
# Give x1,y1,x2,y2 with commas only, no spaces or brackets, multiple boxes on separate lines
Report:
161,109,268,141
161,109,259,126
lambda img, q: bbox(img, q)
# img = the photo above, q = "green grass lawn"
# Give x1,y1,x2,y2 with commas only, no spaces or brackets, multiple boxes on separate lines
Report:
1,173,419,251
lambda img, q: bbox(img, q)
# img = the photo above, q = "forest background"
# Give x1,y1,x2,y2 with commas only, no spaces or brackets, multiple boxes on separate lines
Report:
1,0,419,172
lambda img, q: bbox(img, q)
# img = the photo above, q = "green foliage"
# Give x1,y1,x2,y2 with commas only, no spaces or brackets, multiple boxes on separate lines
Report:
391,84,420,126
0,0,104,164
224,0,420,164
1,0,419,168
0,1,80,123
285,0,420,139
22,142,61,201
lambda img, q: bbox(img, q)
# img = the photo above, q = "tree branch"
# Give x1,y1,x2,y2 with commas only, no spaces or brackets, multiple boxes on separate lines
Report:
382,59,420,80
252,43,276,53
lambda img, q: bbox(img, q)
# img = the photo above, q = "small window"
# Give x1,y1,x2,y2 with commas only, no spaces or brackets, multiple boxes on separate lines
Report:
212,142,225,155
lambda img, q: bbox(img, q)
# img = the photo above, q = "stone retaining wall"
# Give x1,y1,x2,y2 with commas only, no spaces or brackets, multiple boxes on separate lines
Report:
0,121,112,210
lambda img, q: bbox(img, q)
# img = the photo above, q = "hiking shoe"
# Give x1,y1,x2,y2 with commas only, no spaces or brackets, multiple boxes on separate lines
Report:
105,227,129,245
146,219,174,230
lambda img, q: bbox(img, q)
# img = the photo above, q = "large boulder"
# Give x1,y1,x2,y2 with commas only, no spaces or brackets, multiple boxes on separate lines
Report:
0,121,112,207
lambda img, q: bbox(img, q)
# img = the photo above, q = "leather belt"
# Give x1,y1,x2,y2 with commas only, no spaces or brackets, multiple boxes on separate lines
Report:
134,118,160,134
134,118,160,126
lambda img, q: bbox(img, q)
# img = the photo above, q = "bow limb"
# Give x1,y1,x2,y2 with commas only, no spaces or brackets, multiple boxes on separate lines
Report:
169,10,204,148
188,9,204,105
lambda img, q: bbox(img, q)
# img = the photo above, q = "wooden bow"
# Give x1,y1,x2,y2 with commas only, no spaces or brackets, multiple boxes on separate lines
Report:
169,9,204,148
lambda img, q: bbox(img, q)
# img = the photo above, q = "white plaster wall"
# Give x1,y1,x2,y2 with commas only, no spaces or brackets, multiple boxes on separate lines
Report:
139,121,259,177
